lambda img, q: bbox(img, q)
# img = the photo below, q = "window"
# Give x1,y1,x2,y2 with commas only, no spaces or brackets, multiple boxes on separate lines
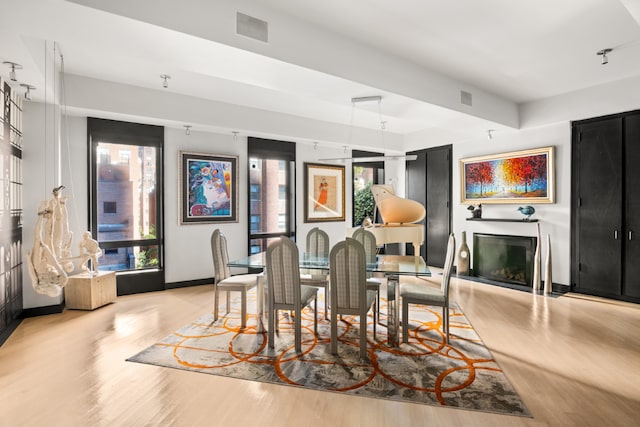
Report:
103,201,117,214
248,137,295,256
352,150,384,226
88,118,164,295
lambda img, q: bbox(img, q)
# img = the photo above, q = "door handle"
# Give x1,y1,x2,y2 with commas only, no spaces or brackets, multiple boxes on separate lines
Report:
614,230,619,240
630,230,634,241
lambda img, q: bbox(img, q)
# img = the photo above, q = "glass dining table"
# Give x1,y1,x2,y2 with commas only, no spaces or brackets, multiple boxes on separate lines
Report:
228,252,431,347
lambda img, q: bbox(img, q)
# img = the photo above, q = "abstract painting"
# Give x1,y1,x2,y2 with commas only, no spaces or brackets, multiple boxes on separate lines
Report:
180,151,238,224
460,146,555,204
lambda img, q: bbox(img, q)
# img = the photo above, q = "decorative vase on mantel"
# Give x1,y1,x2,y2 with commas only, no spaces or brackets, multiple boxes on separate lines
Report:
457,231,470,276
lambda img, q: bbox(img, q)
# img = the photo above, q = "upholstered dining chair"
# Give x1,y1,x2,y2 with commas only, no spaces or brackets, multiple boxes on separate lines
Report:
266,236,318,353
211,229,261,329
300,227,330,319
400,233,456,344
352,227,383,324
329,238,377,359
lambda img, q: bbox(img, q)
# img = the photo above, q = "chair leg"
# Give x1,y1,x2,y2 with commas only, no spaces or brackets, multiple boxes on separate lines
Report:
402,300,409,343
240,289,247,329
330,310,338,355
360,314,367,360
294,309,301,353
268,299,275,349
226,291,230,316
324,285,329,320
214,285,219,321
373,301,377,341
314,296,318,336
444,305,449,344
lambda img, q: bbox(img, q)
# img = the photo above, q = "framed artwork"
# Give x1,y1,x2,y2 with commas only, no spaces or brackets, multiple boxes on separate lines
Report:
180,151,238,224
304,162,345,222
460,146,555,204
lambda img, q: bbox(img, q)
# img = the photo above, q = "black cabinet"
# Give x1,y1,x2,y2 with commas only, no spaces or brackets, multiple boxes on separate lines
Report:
406,145,452,267
572,110,640,302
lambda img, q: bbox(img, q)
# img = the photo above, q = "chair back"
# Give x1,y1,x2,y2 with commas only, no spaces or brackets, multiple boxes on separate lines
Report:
330,238,367,311
266,237,301,307
441,233,457,299
352,228,377,264
211,229,230,283
306,227,330,257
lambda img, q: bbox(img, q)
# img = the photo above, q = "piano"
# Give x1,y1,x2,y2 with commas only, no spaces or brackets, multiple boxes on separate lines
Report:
348,184,425,255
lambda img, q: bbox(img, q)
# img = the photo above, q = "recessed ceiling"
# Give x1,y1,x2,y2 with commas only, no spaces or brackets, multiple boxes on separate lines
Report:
1,0,639,143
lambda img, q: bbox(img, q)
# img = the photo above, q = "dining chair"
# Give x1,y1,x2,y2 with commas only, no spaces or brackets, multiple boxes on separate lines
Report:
266,236,318,352
211,229,261,329
300,227,330,319
329,238,377,359
352,227,383,325
400,233,456,344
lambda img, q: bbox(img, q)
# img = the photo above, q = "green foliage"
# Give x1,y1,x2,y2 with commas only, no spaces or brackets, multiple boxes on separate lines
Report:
354,182,374,226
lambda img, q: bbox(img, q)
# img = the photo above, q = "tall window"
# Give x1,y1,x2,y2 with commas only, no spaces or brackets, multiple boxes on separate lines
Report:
248,137,295,255
88,118,164,295
352,150,384,226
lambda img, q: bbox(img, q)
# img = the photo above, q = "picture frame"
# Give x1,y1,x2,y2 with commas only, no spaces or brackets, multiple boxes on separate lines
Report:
180,151,238,224
460,146,555,204
304,162,345,222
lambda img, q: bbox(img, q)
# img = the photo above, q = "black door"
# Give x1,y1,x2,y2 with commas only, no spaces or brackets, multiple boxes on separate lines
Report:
574,118,622,295
406,145,452,267
425,146,452,267
624,113,640,298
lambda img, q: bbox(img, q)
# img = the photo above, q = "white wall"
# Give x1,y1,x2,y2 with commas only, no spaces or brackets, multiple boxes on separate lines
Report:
452,122,571,285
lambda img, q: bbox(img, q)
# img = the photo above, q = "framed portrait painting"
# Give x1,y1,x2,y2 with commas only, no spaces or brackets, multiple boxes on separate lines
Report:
304,162,345,222
460,146,555,204
180,151,238,224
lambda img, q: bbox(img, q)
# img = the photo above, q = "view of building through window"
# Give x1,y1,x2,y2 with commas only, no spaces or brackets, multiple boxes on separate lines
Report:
249,158,290,254
96,142,158,270
353,165,376,226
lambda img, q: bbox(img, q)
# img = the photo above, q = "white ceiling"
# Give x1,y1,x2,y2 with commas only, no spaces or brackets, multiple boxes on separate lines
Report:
1,0,640,141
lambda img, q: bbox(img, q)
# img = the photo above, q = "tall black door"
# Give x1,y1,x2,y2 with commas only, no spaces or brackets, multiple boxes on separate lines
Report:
574,118,623,295
624,114,640,298
406,145,452,267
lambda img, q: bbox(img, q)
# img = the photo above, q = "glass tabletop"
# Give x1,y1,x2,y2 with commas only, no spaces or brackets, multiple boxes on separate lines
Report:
228,252,431,276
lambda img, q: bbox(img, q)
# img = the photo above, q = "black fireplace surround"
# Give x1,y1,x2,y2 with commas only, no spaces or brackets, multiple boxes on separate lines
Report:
472,233,537,287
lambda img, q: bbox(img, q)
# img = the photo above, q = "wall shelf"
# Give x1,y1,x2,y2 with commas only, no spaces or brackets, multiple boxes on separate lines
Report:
466,218,538,223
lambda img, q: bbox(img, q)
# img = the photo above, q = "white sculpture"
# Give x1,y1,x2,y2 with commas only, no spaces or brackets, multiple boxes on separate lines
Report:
27,186,100,296
532,223,541,291
78,231,103,275
26,200,68,297
544,234,552,295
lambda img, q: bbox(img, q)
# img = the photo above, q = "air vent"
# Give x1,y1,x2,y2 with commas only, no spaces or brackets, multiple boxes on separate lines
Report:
460,90,473,106
236,12,269,43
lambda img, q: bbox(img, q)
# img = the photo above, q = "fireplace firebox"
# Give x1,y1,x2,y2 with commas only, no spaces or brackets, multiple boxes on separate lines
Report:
472,233,537,286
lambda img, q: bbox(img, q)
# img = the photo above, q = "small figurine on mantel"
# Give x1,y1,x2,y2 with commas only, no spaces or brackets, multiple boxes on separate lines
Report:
467,204,482,219
517,205,536,221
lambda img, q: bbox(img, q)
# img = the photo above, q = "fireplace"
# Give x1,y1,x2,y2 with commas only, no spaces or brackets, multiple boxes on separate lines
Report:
472,233,537,286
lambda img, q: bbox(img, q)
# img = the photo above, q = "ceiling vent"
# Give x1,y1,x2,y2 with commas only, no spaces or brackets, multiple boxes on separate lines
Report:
236,12,269,43
460,90,473,107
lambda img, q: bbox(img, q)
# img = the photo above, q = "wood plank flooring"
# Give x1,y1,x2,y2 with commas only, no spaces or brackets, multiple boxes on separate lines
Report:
1,278,639,427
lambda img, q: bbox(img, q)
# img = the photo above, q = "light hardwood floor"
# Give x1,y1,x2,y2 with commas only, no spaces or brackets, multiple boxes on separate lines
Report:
1,278,639,427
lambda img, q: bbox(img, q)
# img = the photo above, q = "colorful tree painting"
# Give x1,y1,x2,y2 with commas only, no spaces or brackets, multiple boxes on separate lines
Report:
461,147,554,203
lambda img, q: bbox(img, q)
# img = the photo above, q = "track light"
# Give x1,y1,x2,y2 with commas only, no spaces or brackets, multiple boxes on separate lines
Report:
3,61,22,81
184,125,191,136
19,84,35,100
597,48,612,65
160,74,171,88
487,129,494,140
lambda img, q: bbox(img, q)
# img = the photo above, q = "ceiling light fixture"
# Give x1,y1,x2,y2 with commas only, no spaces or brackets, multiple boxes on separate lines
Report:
3,61,22,81
597,48,612,65
20,83,35,100
184,125,191,135
318,96,417,163
487,129,494,140
160,74,171,88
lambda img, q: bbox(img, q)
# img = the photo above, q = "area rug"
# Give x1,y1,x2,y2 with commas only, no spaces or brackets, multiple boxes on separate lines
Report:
128,290,530,417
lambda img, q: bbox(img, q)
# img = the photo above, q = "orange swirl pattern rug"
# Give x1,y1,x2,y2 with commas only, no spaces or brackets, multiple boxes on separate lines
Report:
128,291,530,417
